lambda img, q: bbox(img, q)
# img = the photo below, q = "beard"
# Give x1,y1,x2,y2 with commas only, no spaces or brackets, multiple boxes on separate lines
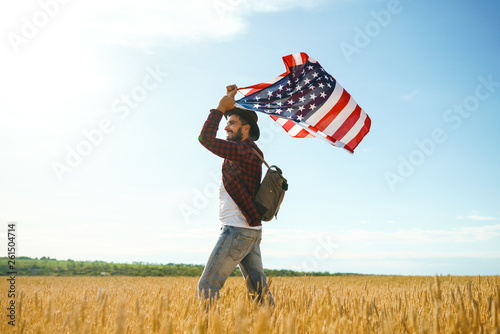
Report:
226,127,244,141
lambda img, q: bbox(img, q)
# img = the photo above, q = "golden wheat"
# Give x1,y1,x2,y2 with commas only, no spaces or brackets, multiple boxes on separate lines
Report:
1,275,499,333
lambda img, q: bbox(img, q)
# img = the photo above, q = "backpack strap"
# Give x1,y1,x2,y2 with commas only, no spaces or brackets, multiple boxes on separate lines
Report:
250,148,270,169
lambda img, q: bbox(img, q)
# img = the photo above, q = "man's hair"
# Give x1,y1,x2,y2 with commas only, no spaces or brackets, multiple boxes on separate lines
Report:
228,112,249,126
237,114,249,126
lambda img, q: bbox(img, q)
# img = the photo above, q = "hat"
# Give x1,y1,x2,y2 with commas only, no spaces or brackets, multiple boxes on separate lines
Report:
224,107,260,141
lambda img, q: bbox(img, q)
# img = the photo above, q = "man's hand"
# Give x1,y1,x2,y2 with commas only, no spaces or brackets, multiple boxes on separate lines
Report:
217,84,238,113
226,84,238,97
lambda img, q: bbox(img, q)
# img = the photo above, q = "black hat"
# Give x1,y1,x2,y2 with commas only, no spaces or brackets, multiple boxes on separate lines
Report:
224,107,260,141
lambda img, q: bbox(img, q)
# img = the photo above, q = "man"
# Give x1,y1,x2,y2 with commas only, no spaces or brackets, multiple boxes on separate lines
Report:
197,84,274,307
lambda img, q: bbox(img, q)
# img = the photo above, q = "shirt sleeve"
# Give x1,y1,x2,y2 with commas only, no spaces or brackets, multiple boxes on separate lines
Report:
198,109,253,162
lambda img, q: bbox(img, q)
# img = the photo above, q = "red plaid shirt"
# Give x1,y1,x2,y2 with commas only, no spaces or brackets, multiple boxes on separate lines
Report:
199,109,263,227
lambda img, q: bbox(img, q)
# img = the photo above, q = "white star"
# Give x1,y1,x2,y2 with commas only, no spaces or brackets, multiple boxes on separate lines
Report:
295,85,302,91
287,80,291,85
299,96,306,103
307,65,314,70
308,85,315,90
286,108,293,113
278,85,283,91
267,90,273,97
309,93,317,100
253,104,260,109
298,105,305,111
327,83,332,88
312,72,318,78
318,83,325,89
276,109,283,114
320,92,327,98
297,115,304,121
277,94,282,99
288,99,294,105
277,101,282,106
255,96,260,101
309,104,316,110
304,78,311,84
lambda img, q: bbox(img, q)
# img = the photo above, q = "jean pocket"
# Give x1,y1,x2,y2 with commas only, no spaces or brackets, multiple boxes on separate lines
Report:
228,232,254,261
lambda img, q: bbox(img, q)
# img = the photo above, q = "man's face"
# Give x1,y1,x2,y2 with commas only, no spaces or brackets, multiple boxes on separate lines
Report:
224,114,248,141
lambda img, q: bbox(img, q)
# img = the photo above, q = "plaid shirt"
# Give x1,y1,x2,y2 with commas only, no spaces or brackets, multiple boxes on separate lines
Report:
199,109,263,227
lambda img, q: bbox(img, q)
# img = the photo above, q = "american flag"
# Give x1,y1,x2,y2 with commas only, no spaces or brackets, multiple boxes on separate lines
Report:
235,52,371,153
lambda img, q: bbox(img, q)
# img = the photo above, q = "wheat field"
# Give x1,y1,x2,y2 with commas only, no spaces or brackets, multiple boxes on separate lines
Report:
1,275,499,333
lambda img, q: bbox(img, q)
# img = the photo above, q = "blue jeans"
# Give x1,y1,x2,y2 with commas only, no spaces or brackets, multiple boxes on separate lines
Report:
198,225,274,306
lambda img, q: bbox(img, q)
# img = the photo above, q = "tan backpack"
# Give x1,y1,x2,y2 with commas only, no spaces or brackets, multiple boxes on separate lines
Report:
251,149,288,221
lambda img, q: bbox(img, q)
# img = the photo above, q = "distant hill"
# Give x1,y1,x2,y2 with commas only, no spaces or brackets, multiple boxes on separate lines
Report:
0,256,357,277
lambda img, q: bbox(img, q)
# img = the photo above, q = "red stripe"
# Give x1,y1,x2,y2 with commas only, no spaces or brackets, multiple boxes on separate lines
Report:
314,90,351,131
270,116,309,138
307,125,319,133
326,136,337,144
345,115,371,153
239,83,273,96
294,128,311,138
281,119,296,132
330,105,362,141
283,54,297,69
300,52,308,65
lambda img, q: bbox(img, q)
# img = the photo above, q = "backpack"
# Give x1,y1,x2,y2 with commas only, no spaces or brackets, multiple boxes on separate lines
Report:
251,149,288,221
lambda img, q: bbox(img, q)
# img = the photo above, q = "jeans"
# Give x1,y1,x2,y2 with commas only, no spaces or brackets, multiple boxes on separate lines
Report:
198,225,274,306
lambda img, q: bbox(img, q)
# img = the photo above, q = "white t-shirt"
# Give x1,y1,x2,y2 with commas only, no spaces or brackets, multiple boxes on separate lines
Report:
219,177,262,230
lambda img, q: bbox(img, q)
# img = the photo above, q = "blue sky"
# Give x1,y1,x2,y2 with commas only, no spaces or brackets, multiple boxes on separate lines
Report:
1,0,499,275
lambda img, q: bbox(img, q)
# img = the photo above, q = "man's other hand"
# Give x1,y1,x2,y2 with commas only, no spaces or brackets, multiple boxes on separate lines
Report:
217,84,238,112
226,84,238,97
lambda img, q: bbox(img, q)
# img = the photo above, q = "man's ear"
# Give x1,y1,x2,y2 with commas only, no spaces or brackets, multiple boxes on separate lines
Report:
242,123,251,136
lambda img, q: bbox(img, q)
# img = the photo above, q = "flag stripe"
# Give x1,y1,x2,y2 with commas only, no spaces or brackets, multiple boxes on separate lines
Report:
329,104,362,139
284,54,297,68
271,116,314,138
345,114,371,152
321,97,359,137
290,125,311,138
296,122,317,138
281,119,297,132
315,89,351,131
339,111,368,146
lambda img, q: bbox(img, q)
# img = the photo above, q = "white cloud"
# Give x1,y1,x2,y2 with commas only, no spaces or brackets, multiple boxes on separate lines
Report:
1,0,326,51
248,0,325,12
68,0,326,47
457,215,496,221
265,224,500,244
284,250,500,261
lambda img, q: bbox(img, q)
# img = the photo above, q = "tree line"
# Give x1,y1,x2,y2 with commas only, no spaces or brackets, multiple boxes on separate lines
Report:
0,257,356,277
